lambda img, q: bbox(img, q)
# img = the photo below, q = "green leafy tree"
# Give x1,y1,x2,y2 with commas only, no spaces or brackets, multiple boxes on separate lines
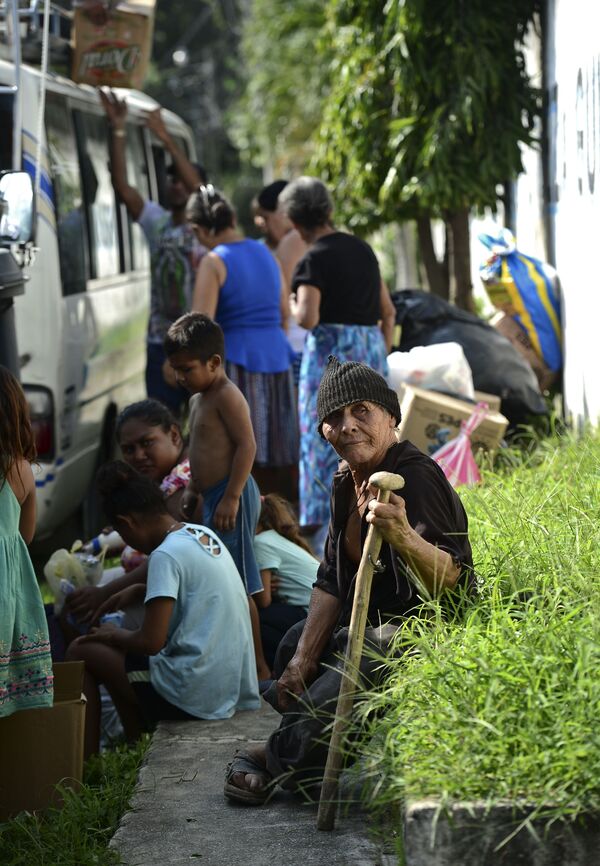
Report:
233,0,329,174
147,1,246,185
314,0,542,308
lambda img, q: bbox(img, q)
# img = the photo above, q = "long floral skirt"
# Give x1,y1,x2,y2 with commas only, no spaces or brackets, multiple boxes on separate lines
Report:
226,363,299,468
298,324,387,527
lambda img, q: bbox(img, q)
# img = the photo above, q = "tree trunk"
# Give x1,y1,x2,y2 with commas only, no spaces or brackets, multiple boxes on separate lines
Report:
393,222,420,290
442,219,450,297
416,215,449,300
448,208,474,311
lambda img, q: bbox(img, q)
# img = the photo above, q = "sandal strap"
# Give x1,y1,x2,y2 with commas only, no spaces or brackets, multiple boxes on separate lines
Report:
225,751,272,785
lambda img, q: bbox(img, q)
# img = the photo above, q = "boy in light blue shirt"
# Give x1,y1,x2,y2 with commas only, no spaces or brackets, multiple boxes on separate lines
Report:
67,461,258,756
147,523,259,720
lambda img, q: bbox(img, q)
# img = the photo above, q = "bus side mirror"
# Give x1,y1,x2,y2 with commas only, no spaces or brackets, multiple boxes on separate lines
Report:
0,171,35,246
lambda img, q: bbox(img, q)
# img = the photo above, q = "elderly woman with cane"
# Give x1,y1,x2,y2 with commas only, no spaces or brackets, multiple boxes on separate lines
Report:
223,356,474,805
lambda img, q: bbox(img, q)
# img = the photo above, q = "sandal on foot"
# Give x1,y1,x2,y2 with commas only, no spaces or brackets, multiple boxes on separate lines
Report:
224,751,273,806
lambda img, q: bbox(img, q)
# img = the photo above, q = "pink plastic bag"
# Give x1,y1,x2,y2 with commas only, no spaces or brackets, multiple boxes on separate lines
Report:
430,402,489,488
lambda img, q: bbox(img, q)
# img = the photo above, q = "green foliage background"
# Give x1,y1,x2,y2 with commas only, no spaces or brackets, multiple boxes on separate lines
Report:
315,0,542,232
352,431,600,821
0,737,149,866
231,0,329,175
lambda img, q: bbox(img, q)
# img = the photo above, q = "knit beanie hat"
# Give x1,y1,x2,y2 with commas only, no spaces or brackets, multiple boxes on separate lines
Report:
316,355,402,435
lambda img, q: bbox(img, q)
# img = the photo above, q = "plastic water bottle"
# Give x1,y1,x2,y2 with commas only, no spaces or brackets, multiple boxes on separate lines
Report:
100,611,125,628
59,578,76,596
83,530,123,555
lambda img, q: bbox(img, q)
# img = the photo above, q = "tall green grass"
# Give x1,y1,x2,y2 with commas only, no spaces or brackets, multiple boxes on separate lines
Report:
0,737,149,866
355,431,600,822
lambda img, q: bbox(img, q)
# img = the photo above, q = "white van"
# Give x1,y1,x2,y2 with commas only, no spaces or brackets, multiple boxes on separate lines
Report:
0,60,195,540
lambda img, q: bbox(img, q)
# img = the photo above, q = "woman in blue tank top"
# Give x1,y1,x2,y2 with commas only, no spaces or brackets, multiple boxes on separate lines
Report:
187,186,298,479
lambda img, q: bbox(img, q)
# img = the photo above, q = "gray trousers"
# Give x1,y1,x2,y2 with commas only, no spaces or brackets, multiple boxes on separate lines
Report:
262,618,400,791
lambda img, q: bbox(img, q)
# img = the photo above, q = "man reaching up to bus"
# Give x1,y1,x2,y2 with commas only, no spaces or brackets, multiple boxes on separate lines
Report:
100,89,204,415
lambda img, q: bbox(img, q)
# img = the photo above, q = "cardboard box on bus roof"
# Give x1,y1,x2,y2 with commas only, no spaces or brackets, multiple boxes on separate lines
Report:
72,0,156,89
0,662,86,820
397,385,508,456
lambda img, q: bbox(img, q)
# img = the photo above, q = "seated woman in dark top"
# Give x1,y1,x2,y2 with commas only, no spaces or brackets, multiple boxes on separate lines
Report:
223,357,473,804
278,177,396,553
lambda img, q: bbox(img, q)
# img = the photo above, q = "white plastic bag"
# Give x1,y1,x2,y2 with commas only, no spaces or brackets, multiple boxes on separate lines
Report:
387,342,475,400
43,548,105,613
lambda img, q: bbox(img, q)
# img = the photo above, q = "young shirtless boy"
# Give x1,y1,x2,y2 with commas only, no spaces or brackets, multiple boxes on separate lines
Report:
164,312,271,680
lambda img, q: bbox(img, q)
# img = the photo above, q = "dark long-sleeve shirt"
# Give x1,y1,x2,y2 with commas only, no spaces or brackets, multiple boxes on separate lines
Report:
314,440,474,625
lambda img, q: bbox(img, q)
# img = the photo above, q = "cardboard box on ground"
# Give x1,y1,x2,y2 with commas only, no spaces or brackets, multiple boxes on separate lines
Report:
395,383,501,414
473,390,501,412
397,385,508,456
72,0,156,89
0,662,86,820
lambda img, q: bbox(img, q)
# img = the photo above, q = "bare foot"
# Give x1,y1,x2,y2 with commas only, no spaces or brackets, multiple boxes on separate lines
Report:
230,744,269,793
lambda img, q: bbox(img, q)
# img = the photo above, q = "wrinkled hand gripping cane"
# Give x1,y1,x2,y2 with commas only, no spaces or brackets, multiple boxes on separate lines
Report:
317,470,405,831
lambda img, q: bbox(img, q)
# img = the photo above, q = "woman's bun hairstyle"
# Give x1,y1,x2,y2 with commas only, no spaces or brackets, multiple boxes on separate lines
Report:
186,184,235,234
96,460,168,523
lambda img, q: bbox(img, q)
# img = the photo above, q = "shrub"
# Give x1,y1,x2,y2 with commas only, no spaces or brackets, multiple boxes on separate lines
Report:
0,737,149,866
355,431,600,824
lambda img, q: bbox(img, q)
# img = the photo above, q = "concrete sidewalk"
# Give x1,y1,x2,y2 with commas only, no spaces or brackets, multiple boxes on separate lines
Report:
110,702,398,866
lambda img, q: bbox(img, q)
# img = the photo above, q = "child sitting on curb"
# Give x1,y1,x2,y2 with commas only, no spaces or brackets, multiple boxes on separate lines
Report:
253,495,319,669
67,461,259,757
164,312,270,681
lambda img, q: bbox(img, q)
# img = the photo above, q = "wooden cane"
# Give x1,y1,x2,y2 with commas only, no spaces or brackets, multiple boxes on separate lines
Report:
316,470,405,831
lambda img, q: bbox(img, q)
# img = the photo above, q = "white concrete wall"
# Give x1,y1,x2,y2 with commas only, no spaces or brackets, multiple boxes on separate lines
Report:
549,0,600,426
512,0,600,427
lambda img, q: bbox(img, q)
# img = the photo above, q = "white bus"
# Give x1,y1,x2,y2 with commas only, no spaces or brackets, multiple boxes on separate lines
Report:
0,59,195,540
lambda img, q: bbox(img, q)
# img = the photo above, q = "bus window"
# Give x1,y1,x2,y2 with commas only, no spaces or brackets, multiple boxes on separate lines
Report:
45,94,88,296
152,144,168,208
171,135,191,159
151,133,194,210
75,111,120,279
0,95,12,171
125,124,150,270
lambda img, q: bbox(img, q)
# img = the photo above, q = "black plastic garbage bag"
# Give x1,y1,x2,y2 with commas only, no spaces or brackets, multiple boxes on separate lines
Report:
391,290,548,425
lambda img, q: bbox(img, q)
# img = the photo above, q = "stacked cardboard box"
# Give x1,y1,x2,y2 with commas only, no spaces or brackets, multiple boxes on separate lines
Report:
395,383,502,415
397,385,508,456
473,390,501,412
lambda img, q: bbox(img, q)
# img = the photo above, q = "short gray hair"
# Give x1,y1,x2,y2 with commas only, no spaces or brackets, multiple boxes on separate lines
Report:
278,176,333,230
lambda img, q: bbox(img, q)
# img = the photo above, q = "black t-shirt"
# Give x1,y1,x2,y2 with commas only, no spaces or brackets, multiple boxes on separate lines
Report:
315,441,474,625
291,231,381,325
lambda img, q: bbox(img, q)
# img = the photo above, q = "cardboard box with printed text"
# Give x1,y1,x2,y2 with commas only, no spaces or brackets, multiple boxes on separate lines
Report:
0,661,86,820
473,390,502,412
396,383,502,415
397,385,508,456
72,0,156,89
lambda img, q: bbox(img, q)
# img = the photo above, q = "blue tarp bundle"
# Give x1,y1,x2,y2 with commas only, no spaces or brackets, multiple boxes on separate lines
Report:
479,229,562,372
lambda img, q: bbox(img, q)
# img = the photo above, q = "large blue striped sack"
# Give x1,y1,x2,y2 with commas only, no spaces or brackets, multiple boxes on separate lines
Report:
479,229,562,372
